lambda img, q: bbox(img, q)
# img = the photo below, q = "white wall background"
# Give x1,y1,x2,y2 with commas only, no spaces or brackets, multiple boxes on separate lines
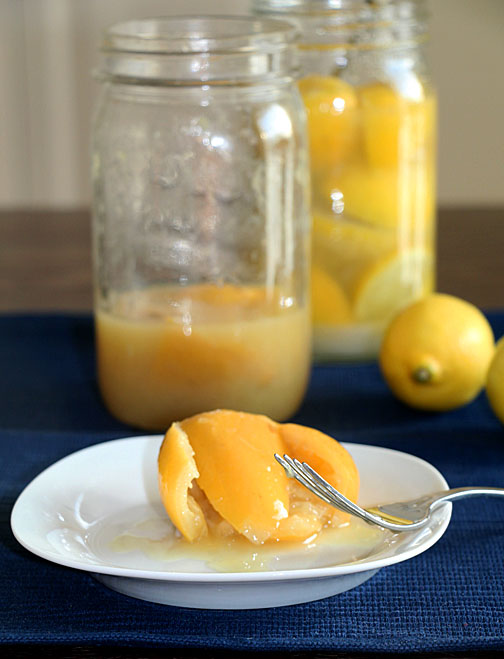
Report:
0,0,503,208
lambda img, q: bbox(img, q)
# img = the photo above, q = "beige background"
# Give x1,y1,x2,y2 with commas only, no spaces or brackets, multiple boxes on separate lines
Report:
0,0,503,209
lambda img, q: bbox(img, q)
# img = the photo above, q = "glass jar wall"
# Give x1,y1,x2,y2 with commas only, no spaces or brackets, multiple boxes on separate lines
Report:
91,17,311,429
254,0,437,360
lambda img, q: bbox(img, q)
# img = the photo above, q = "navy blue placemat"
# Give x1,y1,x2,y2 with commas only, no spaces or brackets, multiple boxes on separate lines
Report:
1,313,504,653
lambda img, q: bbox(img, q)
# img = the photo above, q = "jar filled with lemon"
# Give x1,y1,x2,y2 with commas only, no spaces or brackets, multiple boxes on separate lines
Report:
254,0,437,359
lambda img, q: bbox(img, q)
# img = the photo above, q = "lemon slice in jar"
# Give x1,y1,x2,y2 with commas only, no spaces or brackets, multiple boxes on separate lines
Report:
311,264,353,326
315,165,436,233
312,212,396,296
299,75,359,170
359,82,436,169
353,248,434,324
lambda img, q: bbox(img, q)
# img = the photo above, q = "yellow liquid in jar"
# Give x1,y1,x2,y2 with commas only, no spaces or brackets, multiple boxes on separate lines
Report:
95,284,311,429
300,76,437,360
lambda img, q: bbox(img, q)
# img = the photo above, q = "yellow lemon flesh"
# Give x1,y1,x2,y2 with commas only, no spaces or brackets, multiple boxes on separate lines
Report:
312,213,433,328
359,82,436,169
312,212,395,297
486,337,504,424
311,265,352,326
379,294,495,411
353,249,434,324
318,165,435,232
299,75,358,171
158,410,359,545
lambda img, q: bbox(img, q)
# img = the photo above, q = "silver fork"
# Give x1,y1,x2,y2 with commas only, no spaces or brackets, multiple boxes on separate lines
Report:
275,453,504,532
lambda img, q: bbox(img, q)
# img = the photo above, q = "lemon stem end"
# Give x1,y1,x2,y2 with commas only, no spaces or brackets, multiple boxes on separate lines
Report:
412,366,435,384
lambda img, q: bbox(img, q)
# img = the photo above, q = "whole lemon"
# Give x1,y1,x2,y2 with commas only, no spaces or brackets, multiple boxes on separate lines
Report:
486,337,504,424
380,294,495,411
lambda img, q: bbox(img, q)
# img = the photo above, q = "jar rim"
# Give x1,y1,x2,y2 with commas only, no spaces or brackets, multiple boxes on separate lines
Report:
99,15,300,85
103,15,298,55
252,0,428,48
253,0,420,13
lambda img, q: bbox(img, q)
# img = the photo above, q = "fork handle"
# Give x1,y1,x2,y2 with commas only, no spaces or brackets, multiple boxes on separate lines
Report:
432,486,504,507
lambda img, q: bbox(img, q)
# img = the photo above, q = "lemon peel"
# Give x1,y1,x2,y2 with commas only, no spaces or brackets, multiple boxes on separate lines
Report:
486,337,504,424
158,410,359,544
380,294,495,411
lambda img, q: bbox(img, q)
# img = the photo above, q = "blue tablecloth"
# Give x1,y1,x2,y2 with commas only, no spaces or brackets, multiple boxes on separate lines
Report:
1,314,504,653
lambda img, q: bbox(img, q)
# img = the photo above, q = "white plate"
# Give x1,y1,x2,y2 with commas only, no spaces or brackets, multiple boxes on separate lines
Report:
11,436,451,609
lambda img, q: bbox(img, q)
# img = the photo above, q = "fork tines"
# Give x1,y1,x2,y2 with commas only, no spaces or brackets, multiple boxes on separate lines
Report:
274,453,361,519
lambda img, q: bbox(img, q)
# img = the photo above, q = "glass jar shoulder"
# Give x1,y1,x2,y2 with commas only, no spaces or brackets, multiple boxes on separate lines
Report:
92,81,308,155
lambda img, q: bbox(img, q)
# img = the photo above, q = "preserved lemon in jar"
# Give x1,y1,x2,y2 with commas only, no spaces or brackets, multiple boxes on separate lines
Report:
254,0,437,359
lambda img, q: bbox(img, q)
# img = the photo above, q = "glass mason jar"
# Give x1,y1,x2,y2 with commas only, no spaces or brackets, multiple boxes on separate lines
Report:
91,16,311,430
254,0,437,360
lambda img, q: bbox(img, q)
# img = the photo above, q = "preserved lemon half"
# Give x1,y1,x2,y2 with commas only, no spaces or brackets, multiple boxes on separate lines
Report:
353,249,434,324
298,75,358,170
158,410,359,545
311,264,352,326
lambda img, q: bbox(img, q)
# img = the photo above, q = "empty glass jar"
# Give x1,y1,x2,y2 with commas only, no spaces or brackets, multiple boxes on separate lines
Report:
91,16,311,429
254,0,437,360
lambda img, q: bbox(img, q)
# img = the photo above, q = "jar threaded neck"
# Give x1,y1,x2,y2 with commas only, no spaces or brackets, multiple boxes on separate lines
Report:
252,0,429,48
99,16,299,84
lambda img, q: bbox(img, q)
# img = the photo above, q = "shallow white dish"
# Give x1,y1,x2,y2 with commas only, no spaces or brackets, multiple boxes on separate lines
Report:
11,436,451,609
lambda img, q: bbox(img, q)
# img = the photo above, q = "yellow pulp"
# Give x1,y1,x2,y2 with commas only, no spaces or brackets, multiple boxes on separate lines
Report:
95,284,311,429
300,76,437,359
